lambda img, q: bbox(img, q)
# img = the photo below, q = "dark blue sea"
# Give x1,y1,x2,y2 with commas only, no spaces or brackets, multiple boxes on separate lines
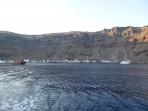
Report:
0,63,148,111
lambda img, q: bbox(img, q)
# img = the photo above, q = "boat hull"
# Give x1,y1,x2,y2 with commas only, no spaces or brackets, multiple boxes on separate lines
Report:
120,60,131,64
13,60,26,65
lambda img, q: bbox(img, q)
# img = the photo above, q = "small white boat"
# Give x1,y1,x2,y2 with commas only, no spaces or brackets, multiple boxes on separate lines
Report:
120,49,131,64
120,60,131,64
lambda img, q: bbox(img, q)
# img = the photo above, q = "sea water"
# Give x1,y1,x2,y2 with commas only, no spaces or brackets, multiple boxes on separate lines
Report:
0,63,147,111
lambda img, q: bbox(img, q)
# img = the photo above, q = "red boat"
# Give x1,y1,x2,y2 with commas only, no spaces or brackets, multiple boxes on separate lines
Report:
14,59,26,65
13,48,27,65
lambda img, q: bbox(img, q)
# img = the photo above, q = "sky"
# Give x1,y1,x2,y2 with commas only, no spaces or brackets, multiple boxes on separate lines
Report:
0,0,147,34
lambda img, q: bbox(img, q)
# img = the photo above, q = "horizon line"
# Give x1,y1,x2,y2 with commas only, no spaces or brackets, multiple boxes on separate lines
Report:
0,25,147,35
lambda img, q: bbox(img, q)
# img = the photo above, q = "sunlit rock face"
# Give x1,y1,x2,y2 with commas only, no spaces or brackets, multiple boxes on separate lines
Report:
0,26,147,62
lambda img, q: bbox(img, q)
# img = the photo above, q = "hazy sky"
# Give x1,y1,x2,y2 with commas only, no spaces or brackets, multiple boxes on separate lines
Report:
0,0,147,34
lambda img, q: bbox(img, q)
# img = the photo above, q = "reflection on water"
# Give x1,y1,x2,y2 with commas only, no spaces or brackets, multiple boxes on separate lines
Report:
0,63,148,111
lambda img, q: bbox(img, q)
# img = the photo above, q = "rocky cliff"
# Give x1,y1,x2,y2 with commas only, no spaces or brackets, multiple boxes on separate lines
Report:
0,26,148,62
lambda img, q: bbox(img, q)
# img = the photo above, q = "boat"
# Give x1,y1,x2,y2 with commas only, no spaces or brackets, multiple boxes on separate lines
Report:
120,49,131,64
14,59,26,65
13,48,26,65
120,60,131,64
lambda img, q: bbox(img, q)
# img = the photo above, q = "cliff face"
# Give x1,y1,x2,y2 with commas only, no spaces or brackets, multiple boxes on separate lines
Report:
0,26,148,62
101,26,148,42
